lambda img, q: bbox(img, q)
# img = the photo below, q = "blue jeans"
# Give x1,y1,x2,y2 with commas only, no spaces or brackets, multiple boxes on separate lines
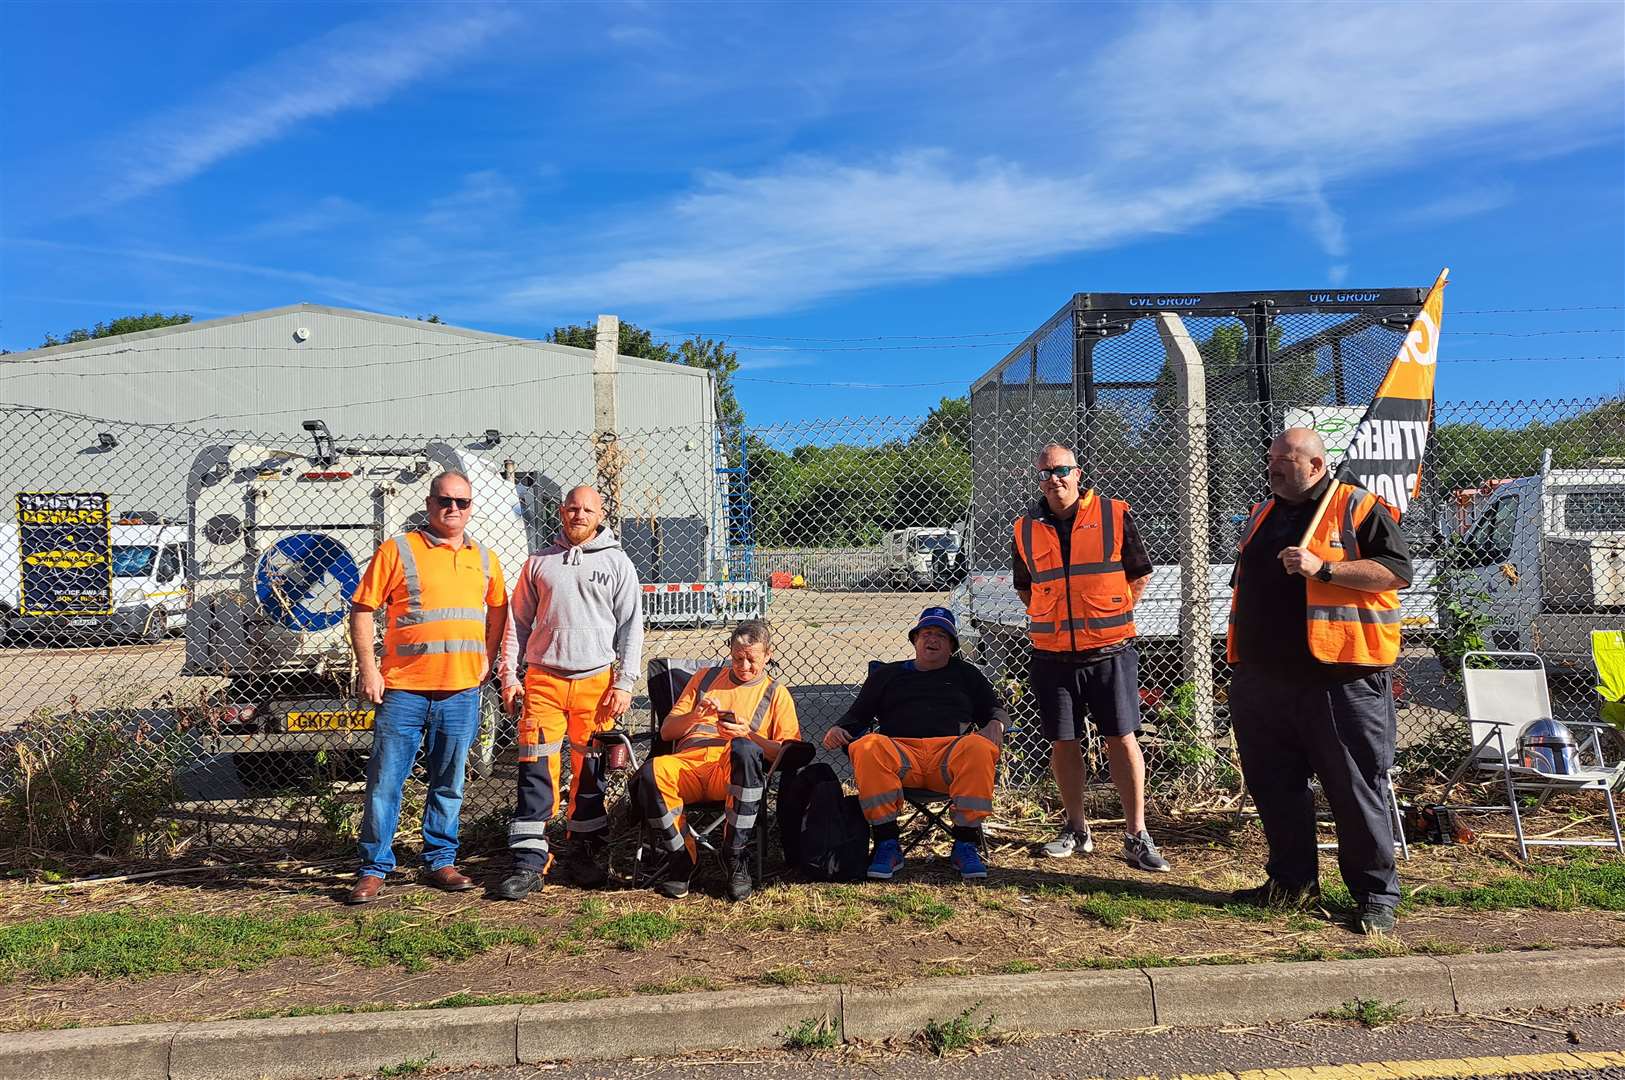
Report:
358,687,480,877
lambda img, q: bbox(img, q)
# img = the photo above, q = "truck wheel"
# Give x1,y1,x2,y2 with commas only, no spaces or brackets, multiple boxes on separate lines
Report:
139,610,167,644
468,685,506,780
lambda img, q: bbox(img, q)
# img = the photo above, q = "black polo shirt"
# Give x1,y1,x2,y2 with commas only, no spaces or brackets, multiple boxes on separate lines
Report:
1229,474,1414,685
838,656,1000,741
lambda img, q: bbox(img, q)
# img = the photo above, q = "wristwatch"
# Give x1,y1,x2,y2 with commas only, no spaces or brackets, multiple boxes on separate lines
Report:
1314,563,1334,583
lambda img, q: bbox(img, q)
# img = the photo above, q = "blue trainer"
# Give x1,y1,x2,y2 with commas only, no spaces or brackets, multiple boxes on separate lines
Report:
866,839,904,880
951,841,988,880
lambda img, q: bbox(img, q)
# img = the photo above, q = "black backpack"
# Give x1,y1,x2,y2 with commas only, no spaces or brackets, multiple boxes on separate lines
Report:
778,762,870,882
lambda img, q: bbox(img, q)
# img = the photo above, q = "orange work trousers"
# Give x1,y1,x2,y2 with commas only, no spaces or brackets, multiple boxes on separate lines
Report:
848,732,998,828
636,739,768,862
509,668,615,869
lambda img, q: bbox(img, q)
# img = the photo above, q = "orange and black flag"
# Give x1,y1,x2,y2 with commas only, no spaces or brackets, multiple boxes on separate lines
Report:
1332,267,1447,520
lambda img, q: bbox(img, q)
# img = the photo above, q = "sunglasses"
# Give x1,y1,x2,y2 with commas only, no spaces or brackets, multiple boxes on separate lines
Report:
431,495,472,509
1037,465,1078,481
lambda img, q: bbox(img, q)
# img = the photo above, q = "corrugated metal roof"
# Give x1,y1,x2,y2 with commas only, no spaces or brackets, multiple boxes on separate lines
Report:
0,303,714,437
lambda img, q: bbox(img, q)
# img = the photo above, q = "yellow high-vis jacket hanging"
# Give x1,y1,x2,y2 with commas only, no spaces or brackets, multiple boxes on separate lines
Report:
1013,491,1137,654
1227,481,1403,667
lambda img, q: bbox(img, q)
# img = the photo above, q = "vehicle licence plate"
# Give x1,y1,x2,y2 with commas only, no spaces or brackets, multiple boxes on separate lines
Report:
285,709,376,732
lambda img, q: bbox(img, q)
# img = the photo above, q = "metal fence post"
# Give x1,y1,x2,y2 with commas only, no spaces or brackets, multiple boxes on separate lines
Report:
1156,313,1216,780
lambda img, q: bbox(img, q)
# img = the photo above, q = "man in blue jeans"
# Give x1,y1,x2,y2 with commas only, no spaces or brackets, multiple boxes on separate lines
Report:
345,471,510,904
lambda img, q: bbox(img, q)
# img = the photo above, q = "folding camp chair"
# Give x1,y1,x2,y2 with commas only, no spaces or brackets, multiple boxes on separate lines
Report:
1439,650,1625,860
631,657,806,887
858,660,993,859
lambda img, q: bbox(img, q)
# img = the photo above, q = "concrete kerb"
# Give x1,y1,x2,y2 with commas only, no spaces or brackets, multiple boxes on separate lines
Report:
1147,955,1458,1027
841,968,1155,1041
6,948,1625,1080
168,1004,523,1080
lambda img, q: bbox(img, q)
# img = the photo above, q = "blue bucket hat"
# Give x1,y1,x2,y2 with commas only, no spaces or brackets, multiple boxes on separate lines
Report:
908,606,959,650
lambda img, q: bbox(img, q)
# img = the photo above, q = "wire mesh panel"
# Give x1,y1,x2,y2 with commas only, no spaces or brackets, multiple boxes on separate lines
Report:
2,384,1624,860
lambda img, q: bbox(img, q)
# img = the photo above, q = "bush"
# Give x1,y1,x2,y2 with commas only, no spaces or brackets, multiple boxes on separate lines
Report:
1,708,186,856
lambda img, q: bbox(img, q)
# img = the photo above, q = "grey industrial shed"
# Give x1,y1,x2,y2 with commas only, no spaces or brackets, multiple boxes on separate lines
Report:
0,304,721,579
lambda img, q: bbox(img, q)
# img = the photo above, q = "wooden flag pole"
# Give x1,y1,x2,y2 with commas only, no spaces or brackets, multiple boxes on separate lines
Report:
1296,468,1341,549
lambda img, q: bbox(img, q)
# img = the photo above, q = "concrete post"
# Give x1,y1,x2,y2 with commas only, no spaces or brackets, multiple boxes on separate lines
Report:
592,314,621,525
1155,313,1215,783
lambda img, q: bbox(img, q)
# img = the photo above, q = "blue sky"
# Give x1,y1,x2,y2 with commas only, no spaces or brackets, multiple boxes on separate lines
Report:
2,0,1622,424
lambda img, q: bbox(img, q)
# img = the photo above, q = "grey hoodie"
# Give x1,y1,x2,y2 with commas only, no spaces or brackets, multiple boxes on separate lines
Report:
502,526,643,692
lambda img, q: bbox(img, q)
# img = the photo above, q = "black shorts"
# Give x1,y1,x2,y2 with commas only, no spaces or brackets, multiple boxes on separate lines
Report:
1032,646,1142,742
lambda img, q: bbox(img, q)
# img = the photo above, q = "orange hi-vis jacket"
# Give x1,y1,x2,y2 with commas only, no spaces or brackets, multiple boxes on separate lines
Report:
1013,491,1137,653
1226,481,1402,667
669,666,798,757
352,530,505,692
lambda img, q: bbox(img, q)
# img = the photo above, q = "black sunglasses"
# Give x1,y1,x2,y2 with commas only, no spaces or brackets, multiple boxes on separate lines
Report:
1037,465,1078,481
432,495,472,509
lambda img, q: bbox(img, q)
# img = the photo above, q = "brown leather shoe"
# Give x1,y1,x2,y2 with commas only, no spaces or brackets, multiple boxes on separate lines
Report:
346,874,385,904
421,866,476,892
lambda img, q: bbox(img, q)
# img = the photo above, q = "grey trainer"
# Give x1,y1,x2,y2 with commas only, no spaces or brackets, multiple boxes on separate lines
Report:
1040,824,1095,858
1123,830,1170,872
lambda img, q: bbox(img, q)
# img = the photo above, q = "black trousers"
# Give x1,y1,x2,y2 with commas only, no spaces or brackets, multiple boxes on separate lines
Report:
1229,665,1400,907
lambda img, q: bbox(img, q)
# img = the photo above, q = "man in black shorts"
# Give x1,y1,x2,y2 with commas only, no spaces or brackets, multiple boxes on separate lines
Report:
1013,443,1167,872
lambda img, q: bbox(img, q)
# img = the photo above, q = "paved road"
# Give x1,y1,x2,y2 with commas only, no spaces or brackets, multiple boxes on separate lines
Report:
395,1005,1625,1080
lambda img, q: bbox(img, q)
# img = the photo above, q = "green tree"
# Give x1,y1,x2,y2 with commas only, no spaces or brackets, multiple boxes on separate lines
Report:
548,321,674,363
40,312,191,348
912,395,970,453
1432,400,1625,490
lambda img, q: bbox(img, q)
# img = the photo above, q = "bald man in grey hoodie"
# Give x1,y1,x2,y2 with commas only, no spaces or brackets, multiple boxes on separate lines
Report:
494,485,644,899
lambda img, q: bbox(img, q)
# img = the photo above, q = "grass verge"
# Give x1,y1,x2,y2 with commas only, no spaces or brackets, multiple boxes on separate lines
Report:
0,910,535,982
1406,855,1625,913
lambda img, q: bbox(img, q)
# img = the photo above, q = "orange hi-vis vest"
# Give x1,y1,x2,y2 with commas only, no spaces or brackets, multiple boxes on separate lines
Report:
1226,481,1402,667
673,666,785,754
1013,491,1137,654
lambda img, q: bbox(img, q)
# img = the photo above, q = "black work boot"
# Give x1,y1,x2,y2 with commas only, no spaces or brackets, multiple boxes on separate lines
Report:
725,853,754,902
1231,878,1321,910
565,835,609,889
492,867,545,901
656,850,694,899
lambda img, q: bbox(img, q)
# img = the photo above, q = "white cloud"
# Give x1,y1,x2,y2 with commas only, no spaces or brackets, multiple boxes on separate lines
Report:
241,195,369,239
6,238,403,313
77,5,517,213
735,351,820,372
1392,184,1517,227
421,171,523,234
489,1,1621,320
503,153,1277,317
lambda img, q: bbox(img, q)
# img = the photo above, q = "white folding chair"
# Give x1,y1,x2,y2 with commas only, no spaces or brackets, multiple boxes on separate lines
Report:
1440,651,1625,860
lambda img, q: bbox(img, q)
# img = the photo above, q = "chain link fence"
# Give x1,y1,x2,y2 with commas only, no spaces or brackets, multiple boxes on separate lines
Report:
2,382,1623,858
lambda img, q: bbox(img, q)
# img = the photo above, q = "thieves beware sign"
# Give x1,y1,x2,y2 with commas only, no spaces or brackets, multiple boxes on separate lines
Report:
15,492,114,616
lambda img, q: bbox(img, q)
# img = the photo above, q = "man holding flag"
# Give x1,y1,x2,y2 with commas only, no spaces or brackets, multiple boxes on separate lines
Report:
1227,271,1445,935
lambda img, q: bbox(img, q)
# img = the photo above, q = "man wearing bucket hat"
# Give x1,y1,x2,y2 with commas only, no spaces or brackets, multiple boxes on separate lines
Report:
823,606,1009,881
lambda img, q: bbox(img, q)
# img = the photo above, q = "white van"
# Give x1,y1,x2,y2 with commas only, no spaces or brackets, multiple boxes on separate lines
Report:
1445,452,1625,673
